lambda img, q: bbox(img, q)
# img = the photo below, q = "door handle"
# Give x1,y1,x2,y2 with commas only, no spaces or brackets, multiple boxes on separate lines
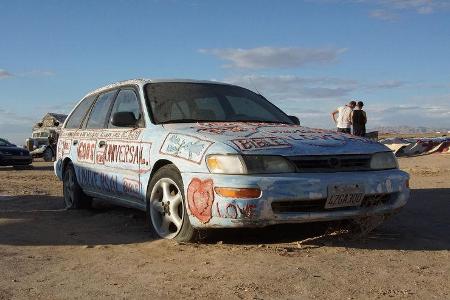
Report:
98,141,106,147
73,140,78,145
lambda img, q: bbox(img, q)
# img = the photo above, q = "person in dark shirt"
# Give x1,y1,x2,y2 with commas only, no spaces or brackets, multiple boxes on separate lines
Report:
351,101,367,137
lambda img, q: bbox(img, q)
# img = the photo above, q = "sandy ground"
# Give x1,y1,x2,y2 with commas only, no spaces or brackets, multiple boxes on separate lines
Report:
0,156,449,299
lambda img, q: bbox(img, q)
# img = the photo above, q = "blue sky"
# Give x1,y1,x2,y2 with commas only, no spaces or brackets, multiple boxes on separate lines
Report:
1,0,450,144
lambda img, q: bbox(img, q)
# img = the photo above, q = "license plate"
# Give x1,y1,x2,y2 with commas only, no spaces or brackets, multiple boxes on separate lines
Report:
325,184,364,209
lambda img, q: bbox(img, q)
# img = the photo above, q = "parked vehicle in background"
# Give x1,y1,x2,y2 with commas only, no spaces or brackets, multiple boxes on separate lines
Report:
25,113,67,162
54,79,410,242
0,138,32,167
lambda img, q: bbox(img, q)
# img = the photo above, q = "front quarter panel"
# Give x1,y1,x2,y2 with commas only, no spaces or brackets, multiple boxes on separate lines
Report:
152,131,237,174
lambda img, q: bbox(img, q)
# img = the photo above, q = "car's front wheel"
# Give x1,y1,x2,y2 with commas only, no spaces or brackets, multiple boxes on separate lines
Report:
63,163,92,209
147,165,196,242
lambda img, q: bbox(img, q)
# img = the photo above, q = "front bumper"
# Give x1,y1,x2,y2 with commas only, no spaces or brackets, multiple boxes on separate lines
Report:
182,169,409,228
0,155,32,166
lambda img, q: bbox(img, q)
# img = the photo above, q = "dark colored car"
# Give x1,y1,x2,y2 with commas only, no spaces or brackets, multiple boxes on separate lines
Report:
0,138,32,167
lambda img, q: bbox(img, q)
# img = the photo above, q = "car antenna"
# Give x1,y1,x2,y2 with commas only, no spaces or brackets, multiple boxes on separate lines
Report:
247,76,263,97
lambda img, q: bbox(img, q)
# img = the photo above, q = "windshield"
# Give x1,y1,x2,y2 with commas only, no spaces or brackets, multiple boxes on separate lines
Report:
0,138,12,146
33,132,50,138
145,82,293,124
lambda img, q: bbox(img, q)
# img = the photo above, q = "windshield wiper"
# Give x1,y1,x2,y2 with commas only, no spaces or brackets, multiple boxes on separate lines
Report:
233,120,290,124
159,119,220,124
159,119,291,125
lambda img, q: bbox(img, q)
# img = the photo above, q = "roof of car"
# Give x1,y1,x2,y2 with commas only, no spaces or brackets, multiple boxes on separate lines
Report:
85,78,234,98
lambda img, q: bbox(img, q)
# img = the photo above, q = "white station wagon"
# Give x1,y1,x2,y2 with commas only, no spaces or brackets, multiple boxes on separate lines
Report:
54,79,410,242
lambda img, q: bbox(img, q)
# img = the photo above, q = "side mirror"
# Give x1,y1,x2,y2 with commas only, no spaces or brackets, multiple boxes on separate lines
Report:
111,112,137,127
288,115,300,125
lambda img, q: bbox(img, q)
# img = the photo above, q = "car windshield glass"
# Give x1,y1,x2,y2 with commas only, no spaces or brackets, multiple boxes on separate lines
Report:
33,132,49,138
0,139,12,146
145,82,293,124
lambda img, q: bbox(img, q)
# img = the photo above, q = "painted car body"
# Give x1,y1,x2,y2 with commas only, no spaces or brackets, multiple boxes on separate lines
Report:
54,79,409,229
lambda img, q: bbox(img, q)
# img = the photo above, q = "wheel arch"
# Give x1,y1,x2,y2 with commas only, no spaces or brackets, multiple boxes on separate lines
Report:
145,159,181,204
149,159,179,179
61,157,73,175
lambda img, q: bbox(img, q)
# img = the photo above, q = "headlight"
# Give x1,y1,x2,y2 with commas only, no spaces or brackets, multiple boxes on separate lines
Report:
206,155,246,174
242,155,296,174
370,152,398,170
206,154,296,174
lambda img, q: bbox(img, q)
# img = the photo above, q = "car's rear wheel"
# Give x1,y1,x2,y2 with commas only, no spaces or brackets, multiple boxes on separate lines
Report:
43,147,53,162
63,163,92,209
147,165,196,242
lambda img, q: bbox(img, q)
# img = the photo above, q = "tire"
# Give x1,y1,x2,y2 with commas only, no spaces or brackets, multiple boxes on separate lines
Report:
13,165,33,170
63,163,92,209
147,164,196,242
43,147,53,162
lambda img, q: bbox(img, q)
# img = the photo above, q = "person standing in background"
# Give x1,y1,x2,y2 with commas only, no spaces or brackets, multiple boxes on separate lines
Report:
351,101,367,137
331,100,356,134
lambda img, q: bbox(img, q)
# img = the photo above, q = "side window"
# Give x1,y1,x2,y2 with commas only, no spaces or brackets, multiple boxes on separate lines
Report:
86,90,116,129
109,89,142,128
65,95,96,129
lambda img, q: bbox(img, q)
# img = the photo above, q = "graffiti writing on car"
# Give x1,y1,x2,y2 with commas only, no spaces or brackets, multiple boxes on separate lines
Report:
232,137,292,151
77,168,141,197
123,178,141,197
187,178,214,223
216,202,257,219
267,128,329,135
102,141,151,172
77,167,119,193
75,138,151,172
196,122,257,136
160,133,213,164
57,139,71,159
77,140,97,163
61,129,143,140
195,122,298,137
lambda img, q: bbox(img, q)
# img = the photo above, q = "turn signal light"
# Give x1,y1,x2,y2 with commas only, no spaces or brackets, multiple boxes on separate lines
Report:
406,179,410,188
214,187,262,199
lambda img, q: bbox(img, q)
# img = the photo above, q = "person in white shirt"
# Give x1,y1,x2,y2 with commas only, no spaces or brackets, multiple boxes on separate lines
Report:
331,100,356,134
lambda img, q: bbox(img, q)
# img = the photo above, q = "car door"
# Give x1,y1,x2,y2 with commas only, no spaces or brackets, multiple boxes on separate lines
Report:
100,87,147,206
76,89,118,196
60,94,96,183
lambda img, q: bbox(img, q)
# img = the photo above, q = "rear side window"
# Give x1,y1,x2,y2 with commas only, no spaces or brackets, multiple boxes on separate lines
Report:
86,90,117,129
109,89,142,128
65,95,96,129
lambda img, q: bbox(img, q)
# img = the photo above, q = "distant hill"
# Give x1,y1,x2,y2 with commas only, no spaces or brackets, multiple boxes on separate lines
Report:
370,126,450,134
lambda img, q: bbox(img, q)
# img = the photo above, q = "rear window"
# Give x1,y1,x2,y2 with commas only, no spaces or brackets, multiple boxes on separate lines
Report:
65,95,96,129
86,90,117,129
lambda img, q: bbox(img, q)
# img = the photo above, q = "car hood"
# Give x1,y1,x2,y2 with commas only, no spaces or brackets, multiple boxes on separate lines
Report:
0,145,30,155
161,122,388,155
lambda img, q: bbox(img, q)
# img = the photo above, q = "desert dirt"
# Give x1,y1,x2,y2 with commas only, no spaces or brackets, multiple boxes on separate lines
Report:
0,156,449,299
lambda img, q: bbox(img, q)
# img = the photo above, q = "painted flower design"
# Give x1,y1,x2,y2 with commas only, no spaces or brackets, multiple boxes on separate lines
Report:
187,178,214,223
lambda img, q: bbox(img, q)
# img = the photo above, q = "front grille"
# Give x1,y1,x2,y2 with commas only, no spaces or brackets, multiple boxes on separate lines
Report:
288,154,371,172
271,194,392,214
